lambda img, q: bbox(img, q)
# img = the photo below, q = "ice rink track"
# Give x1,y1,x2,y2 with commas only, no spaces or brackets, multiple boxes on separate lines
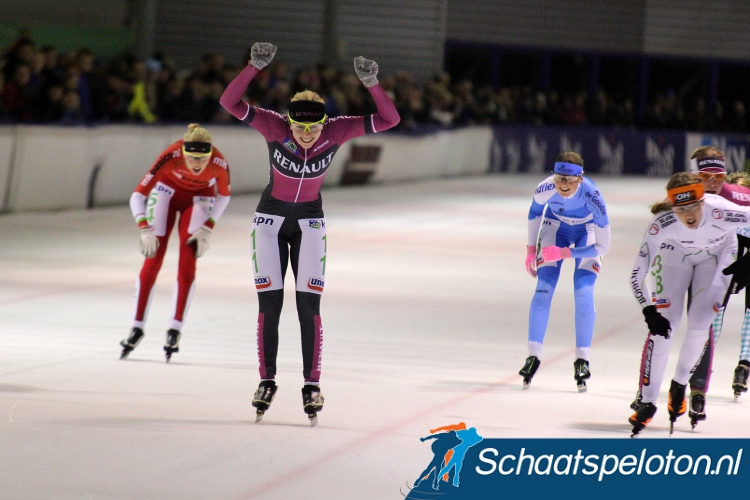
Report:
1,174,749,499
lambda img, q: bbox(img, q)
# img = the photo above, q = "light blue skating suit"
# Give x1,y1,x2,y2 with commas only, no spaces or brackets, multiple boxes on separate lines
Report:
526,176,611,360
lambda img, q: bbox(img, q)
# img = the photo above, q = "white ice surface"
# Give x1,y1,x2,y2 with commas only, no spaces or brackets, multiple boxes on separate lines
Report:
1,174,748,499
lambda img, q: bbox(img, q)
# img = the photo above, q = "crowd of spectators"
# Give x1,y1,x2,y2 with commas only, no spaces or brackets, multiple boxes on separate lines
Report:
2,30,749,134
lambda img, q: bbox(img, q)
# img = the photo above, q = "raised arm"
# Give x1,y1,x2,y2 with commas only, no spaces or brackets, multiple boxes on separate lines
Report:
220,42,277,120
354,56,400,131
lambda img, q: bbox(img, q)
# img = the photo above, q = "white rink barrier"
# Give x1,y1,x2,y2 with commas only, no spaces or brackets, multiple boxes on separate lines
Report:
0,125,493,213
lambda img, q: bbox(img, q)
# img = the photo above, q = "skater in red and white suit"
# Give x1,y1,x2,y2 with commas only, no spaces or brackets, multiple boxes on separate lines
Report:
119,123,231,361
628,172,750,436
220,42,399,424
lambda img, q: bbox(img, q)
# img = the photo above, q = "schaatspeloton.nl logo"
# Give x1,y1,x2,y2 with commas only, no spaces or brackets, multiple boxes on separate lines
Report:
402,423,749,500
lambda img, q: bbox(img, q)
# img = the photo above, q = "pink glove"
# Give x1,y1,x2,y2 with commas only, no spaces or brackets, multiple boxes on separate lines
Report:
541,246,572,263
525,245,538,278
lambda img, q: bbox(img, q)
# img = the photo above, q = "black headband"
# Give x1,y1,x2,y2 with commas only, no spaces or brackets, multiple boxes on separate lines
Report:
183,141,212,154
694,156,726,173
288,100,326,123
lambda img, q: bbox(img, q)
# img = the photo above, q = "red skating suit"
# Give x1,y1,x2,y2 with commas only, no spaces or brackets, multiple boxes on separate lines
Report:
129,140,231,331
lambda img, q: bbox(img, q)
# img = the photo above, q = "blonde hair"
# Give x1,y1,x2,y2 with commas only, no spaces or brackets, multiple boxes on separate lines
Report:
183,123,212,143
556,151,584,168
650,172,702,214
690,146,723,159
290,90,325,104
727,172,750,187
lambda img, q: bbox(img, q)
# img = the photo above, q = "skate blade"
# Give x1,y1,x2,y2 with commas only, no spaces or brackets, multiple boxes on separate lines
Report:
120,350,130,360
308,413,318,427
577,382,587,393
255,411,264,423
669,421,675,436
522,378,531,390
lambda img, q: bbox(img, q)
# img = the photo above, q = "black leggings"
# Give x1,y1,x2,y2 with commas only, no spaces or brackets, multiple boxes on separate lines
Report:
256,216,324,383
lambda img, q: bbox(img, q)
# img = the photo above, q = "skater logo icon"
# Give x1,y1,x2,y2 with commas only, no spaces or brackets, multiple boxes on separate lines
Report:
405,422,484,499
255,276,272,289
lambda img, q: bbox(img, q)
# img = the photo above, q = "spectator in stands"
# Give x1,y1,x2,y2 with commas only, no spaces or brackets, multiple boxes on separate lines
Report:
156,71,187,122
728,100,748,133
0,72,9,122
73,47,95,120
60,88,84,124
127,60,157,123
685,96,709,131
32,78,64,123
2,32,34,83
3,63,33,122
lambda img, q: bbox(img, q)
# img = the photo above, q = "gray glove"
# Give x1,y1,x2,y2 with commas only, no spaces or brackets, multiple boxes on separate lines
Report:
250,42,277,70
354,56,379,88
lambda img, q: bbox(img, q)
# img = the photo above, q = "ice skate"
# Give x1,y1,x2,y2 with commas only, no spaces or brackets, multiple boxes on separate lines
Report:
573,358,590,393
667,380,687,435
629,402,657,437
629,389,642,411
732,361,749,401
301,384,324,427
119,327,144,359
519,356,541,390
163,329,181,362
252,380,278,423
688,390,706,429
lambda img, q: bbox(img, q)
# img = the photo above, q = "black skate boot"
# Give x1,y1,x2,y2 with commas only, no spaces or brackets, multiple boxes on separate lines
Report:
630,389,643,411
688,390,706,429
519,356,541,390
163,329,181,362
252,380,278,423
667,379,687,435
573,358,591,393
301,384,324,427
629,402,657,437
120,327,144,359
733,361,749,401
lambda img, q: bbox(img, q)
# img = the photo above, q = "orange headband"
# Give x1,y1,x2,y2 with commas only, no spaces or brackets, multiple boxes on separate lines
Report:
667,183,704,206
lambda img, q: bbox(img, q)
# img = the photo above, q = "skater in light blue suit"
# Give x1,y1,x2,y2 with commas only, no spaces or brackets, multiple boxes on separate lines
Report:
519,151,611,392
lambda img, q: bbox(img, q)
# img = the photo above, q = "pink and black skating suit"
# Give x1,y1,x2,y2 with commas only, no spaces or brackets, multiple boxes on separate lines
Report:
220,64,399,383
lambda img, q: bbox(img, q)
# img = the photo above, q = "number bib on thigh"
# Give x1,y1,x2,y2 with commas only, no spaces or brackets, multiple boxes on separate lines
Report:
296,218,327,295
146,182,175,237
251,213,285,292
187,195,215,234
